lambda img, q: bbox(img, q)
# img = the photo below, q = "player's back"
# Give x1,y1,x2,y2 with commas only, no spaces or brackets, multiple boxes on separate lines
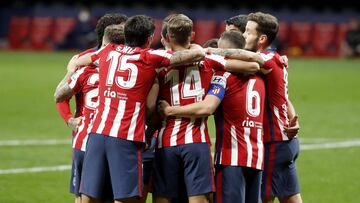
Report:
157,54,226,148
90,43,172,142
214,72,265,169
69,66,99,151
260,49,290,142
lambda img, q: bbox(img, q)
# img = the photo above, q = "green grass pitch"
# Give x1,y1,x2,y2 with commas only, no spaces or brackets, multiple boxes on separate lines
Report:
0,51,359,202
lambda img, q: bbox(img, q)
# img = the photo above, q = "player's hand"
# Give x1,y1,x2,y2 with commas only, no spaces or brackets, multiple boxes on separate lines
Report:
284,115,299,139
157,100,171,118
67,54,79,73
279,55,289,67
67,116,82,132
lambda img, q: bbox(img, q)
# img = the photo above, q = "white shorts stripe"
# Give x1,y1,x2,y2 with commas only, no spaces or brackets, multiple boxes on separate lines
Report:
244,127,253,167
109,100,126,137
230,125,238,166
96,98,111,134
127,102,140,141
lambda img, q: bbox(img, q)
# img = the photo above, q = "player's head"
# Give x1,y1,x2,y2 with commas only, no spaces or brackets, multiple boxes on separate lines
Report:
218,31,245,49
103,24,124,46
161,14,178,50
243,12,279,52
124,15,155,48
203,38,219,48
95,13,128,48
166,14,194,48
225,15,247,33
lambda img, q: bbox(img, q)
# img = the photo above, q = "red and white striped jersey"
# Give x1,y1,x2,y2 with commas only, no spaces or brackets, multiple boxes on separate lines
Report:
213,71,266,170
261,50,290,143
89,43,172,142
68,66,99,151
157,54,226,148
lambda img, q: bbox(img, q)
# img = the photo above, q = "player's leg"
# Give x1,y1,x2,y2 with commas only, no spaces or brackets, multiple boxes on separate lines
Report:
278,138,302,203
214,165,245,203
244,167,262,203
80,133,109,203
105,137,143,202
181,143,215,203
70,149,85,203
262,142,276,203
152,146,180,203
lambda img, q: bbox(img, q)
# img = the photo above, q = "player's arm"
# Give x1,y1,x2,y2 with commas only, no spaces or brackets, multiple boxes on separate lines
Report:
224,59,260,74
206,48,264,65
66,53,93,73
158,95,221,118
146,78,159,120
169,48,206,66
284,99,300,139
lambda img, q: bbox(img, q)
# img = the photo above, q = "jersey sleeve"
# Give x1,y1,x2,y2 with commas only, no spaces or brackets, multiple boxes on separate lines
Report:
207,71,228,101
68,68,87,93
56,100,73,124
146,49,172,68
260,52,278,71
204,54,226,71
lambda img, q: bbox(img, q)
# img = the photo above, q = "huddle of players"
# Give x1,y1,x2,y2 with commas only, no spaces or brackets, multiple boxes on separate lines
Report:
55,11,302,203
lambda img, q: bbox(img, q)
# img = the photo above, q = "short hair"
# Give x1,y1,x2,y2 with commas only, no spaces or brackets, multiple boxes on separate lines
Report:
161,14,178,38
95,13,128,48
203,38,218,48
124,15,155,47
220,31,245,49
225,15,248,33
167,14,193,46
104,24,124,44
247,12,279,45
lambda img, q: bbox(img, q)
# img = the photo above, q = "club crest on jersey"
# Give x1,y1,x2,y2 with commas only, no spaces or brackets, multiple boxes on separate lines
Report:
211,76,226,88
242,117,262,128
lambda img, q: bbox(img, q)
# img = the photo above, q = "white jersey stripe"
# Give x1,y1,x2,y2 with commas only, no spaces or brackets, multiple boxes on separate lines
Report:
256,128,263,169
157,124,165,148
170,118,182,146
184,119,194,144
200,118,206,142
96,98,111,134
72,119,85,149
230,125,238,166
69,68,85,89
244,127,253,167
127,102,141,141
109,100,126,137
81,121,93,151
274,106,288,141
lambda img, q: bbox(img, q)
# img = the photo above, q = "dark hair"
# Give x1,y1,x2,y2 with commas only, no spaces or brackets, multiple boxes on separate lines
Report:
95,13,128,48
220,31,245,49
125,15,155,47
225,15,248,33
167,14,193,46
247,12,279,45
104,24,124,44
203,38,218,48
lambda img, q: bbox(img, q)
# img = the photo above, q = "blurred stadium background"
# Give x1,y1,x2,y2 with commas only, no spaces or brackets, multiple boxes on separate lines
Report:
0,0,359,202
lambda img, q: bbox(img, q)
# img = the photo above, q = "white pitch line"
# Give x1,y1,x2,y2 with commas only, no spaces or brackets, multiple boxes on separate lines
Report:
301,140,360,150
0,165,71,175
0,139,71,146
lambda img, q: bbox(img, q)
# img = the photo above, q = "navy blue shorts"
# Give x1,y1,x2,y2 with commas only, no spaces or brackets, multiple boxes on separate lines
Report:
215,165,262,203
70,149,85,196
142,136,156,186
153,143,215,198
262,138,300,198
80,133,143,200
